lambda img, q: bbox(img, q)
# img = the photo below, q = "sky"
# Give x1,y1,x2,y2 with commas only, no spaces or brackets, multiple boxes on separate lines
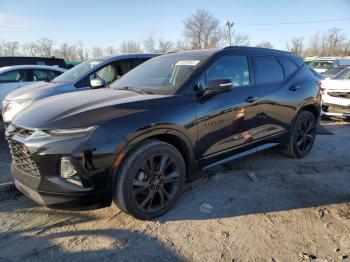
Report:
0,0,350,50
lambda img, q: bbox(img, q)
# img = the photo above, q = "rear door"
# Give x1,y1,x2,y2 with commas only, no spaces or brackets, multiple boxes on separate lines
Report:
253,56,298,138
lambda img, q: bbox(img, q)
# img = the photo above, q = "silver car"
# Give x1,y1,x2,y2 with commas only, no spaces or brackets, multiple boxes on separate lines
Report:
0,65,65,117
2,54,159,123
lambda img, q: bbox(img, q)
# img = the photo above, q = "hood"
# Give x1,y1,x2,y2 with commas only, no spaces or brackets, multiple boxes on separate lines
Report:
13,88,168,129
4,81,74,101
322,79,350,91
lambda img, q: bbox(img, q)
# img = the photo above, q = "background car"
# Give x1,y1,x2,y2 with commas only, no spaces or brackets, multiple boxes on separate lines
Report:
2,54,160,123
0,65,65,121
0,56,67,69
308,57,350,74
321,66,350,119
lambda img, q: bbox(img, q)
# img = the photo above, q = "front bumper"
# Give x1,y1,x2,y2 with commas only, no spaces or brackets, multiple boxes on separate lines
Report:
6,125,123,210
321,91,350,118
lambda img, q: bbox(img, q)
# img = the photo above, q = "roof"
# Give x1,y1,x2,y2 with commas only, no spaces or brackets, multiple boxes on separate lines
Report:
0,64,66,72
89,53,161,63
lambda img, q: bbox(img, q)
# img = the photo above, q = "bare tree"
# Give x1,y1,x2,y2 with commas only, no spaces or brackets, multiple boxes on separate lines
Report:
57,43,72,61
183,9,221,49
36,38,54,57
104,46,117,56
158,39,174,53
119,40,143,53
143,35,157,53
175,39,190,51
306,32,322,56
91,46,104,58
286,37,304,56
22,42,40,56
324,28,346,56
233,33,250,46
76,41,88,61
0,39,19,55
256,41,273,48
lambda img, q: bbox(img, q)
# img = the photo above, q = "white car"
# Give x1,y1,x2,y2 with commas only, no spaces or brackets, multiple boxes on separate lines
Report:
309,58,350,74
0,65,65,120
321,66,350,118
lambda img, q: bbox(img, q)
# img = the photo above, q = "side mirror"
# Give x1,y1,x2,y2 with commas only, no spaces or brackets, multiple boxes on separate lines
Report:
204,79,233,95
90,79,106,89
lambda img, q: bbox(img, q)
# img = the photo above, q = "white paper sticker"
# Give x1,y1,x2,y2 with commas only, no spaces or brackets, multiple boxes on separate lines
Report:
175,60,200,66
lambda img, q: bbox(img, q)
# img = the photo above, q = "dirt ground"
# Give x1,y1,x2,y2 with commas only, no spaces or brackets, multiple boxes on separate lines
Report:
0,121,349,262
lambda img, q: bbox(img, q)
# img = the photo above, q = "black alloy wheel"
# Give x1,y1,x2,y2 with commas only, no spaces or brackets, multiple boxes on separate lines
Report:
114,140,186,220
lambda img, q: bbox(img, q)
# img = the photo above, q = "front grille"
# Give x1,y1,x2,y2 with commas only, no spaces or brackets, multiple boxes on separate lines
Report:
12,126,34,137
328,92,350,99
324,105,350,114
7,139,40,178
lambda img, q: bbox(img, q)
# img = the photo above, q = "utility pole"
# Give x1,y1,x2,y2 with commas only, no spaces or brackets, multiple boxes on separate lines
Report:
224,20,234,46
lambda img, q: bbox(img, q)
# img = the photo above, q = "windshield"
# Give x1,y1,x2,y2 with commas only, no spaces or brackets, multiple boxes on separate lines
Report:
111,54,210,94
333,68,350,80
53,60,103,82
323,67,345,78
311,60,334,70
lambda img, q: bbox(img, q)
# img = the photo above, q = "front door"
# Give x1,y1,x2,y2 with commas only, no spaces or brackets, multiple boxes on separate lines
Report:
194,55,260,158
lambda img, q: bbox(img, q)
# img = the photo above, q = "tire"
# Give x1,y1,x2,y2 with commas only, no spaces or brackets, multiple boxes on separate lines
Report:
113,139,186,220
282,111,317,158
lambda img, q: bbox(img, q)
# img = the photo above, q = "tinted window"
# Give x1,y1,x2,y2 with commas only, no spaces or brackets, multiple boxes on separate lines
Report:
333,68,350,80
32,69,49,81
206,55,250,87
76,60,132,88
255,57,284,84
278,57,298,78
132,58,151,68
0,70,27,83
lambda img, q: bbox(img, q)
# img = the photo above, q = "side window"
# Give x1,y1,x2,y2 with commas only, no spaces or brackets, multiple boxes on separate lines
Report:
92,60,132,84
76,60,133,89
278,57,298,78
254,57,284,84
46,70,62,81
0,70,27,83
32,70,49,81
206,55,250,87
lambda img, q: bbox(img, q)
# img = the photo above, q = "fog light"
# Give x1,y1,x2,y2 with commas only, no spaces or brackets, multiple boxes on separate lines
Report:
60,158,77,178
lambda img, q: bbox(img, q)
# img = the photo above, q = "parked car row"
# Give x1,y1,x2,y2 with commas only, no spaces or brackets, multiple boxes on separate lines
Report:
306,57,350,119
2,54,158,123
2,47,322,219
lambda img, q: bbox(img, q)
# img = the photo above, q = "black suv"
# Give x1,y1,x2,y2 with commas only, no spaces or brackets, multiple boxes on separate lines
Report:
6,47,321,220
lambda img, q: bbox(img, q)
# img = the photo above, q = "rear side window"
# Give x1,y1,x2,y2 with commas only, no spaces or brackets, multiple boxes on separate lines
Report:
254,56,284,84
278,57,298,78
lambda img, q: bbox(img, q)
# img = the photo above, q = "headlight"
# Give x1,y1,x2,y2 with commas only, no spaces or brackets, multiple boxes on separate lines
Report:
42,126,97,137
2,99,32,123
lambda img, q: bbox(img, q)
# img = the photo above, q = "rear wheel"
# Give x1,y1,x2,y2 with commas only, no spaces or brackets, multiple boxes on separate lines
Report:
113,140,186,220
282,111,317,158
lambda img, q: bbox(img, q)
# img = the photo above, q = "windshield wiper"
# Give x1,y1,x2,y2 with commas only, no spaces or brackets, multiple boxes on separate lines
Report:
120,86,154,94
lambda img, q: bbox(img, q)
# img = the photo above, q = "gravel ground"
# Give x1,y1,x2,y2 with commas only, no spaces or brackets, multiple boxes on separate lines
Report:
0,122,349,261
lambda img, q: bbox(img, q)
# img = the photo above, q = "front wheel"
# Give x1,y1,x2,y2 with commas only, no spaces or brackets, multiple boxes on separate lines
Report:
113,140,186,220
282,111,317,158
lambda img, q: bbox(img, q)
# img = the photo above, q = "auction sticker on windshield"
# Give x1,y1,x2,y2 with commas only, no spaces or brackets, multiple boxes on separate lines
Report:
175,60,200,66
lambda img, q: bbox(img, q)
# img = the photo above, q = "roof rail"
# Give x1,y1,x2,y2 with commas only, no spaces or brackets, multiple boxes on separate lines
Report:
165,50,179,54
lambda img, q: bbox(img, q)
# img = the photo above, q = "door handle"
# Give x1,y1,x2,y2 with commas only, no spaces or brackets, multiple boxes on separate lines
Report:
245,96,258,103
289,85,300,91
